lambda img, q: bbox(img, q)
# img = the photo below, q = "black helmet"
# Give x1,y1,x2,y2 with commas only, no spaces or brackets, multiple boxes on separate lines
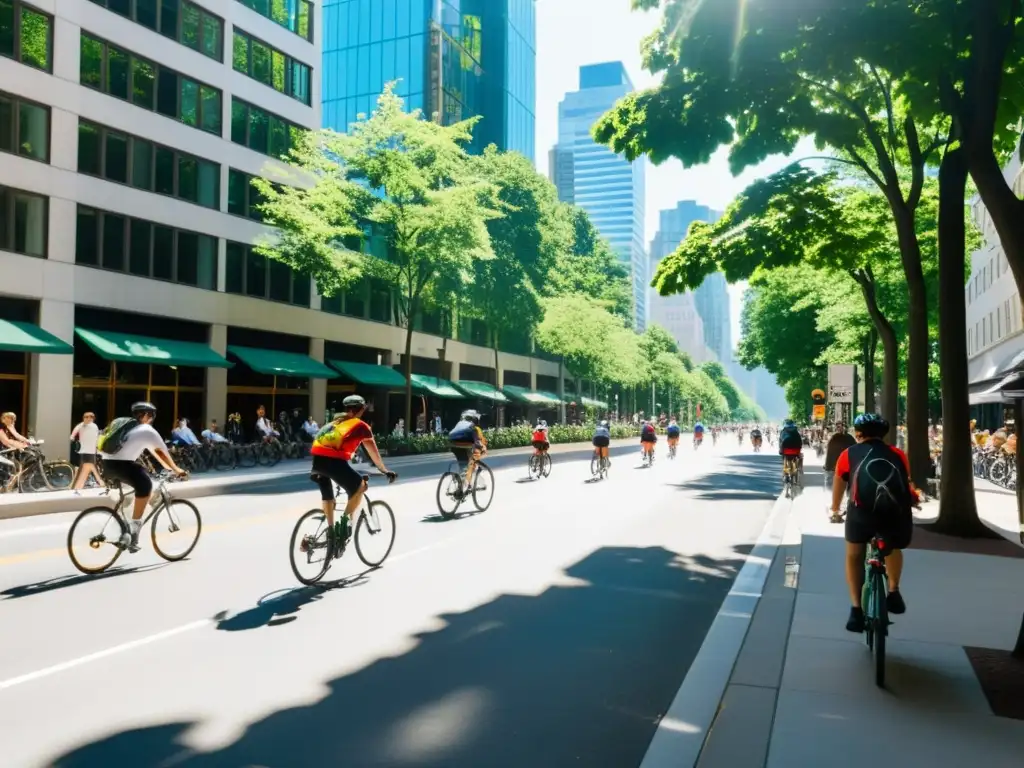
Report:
131,401,157,416
853,413,889,438
342,394,366,409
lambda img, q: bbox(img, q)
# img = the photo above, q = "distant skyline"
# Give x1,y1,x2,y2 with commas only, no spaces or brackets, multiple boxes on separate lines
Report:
535,0,814,348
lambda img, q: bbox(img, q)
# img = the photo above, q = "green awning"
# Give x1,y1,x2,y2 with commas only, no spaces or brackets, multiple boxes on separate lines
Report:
229,345,336,378
0,320,73,354
76,328,231,368
330,360,408,389
454,380,509,403
581,397,609,409
503,385,562,406
410,374,465,399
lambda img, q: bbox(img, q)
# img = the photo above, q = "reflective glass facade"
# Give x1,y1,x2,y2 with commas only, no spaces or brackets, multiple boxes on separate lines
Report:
555,62,646,330
322,0,535,160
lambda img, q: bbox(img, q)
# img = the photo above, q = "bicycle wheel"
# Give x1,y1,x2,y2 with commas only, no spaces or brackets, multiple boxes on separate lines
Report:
355,500,396,567
67,506,126,574
289,509,334,585
215,443,236,471
472,463,495,512
237,445,257,468
436,472,464,519
18,463,47,493
590,456,600,478
873,571,888,688
150,499,202,561
527,454,542,481
541,453,552,478
44,461,75,490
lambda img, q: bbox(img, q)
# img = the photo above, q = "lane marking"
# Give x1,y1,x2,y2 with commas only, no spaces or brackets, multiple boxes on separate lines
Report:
0,522,68,540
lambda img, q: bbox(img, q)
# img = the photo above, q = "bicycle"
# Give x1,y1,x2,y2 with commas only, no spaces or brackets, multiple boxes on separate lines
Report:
692,436,702,451
782,455,801,498
257,436,283,467
668,442,677,459
289,474,397,585
862,536,890,688
436,460,494,519
590,451,610,480
642,449,655,468
66,473,200,574
0,445,74,493
528,451,552,480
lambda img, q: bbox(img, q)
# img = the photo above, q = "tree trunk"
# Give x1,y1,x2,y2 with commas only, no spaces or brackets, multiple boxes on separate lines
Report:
892,211,932,485
863,329,877,415
933,146,988,535
854,270,899,441
558,358,566,424
402,298,417,440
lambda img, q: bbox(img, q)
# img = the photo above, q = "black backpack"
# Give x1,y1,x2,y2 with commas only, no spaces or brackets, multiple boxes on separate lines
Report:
96,417,139,455
850,443,911,514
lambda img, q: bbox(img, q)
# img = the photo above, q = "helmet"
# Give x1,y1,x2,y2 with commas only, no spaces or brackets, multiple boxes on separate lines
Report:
599,420,609,428
131,401,157,416
536,419,548,429
342,394,366,409
783,419,795,428
853,413,889,437
461,409,481,423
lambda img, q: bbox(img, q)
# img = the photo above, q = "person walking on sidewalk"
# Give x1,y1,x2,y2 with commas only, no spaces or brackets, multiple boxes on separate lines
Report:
830,413,919,633
70,411,103,492
823,423,856,492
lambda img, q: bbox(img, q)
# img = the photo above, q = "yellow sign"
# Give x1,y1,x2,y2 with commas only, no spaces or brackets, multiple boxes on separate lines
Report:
812,404,826,420
811,388,826,405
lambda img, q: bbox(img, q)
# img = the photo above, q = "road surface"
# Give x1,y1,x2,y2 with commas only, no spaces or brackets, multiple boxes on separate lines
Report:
0,438,785,767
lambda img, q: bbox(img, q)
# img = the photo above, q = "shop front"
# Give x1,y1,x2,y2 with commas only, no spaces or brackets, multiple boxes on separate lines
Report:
0,316,73,431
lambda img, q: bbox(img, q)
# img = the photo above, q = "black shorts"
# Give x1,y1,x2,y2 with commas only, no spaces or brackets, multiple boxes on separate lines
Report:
310,454,365,502
78,453,97,465
844,505,913,550
592,435,610,448
640,434,657,444
451,445,481,469
102,459,152,497
532,439,550,451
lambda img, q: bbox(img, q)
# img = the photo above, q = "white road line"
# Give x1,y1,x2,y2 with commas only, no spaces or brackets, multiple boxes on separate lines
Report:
638,490,792,768
0,522,67,539
0,619,213,692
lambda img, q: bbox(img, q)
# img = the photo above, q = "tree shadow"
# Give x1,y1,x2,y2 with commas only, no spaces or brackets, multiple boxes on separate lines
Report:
214,576,370,632
678,454,781,501
48,544,754,768
0,563,170,601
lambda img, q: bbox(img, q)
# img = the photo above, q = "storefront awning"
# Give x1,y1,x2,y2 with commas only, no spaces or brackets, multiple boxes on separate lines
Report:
580,397,609,409
0,320,73,354
503,385,562,406
330,360,407,389
77,328,231,368
454,380,509,402
969,372,1024,405
228,345,336,378
410,374,464,399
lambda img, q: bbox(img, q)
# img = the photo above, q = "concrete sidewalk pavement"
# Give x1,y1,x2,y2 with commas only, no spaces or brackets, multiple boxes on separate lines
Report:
693,466,1024,768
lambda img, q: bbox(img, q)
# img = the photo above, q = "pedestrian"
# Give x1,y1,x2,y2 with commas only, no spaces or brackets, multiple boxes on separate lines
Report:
70,412,102,492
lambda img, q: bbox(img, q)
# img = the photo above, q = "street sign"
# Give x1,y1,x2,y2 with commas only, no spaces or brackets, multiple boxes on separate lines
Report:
828,364,856,404
812,404,826,420
828,385,853,403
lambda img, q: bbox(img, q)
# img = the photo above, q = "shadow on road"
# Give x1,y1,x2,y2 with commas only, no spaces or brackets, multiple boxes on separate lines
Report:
214,576,369,632
678,453,781,501
48,543,752,768
1,563,170,601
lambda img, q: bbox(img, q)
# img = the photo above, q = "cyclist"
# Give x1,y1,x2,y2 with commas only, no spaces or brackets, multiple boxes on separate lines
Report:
830,413,918,632
449,409,487,497
750,426,763,450
711,425,720,445
692,420,705,448
640,419,657,461
824,423,855,495
310,394,396,548
97,402,187,552
592,419,611,466
779,419,803,467
532,419,550,456
666,419,681,453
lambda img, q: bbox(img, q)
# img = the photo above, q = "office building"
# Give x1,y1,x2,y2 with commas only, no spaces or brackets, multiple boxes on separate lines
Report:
0,0,559,452
555,61,647,330
321,0,536,159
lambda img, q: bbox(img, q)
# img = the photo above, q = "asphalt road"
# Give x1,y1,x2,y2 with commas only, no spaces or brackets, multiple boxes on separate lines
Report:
0,439,785,768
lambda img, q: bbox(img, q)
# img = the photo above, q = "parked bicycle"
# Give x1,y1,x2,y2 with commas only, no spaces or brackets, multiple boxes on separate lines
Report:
66,472,200,574
436,461,495,519
0,444,74,493
289,475,397,585
862,535,891,688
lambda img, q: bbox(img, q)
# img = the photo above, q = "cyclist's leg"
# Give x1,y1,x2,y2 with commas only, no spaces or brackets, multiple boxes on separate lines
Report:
465,448,480,488
311,456,340,527
104,460,151,520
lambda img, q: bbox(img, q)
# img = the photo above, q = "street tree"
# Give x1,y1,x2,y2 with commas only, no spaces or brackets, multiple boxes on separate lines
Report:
255,84,500,432
594,0,947,484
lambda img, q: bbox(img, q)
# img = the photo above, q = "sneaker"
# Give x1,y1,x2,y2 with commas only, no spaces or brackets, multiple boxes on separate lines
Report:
128,527,141,553
886,589,906,615
846,606,865,633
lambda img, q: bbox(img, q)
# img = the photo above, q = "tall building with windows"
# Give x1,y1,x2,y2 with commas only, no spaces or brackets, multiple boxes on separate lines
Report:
0,0,560,452
554,61,647,330
321,0,535,159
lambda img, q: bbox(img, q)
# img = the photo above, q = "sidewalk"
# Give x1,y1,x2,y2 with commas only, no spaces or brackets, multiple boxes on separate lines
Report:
0,438,637,520
694,473,1024,767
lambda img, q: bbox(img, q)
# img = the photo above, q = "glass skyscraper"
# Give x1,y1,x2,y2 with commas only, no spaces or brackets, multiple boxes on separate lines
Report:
321,0,535,159
553,62,647,330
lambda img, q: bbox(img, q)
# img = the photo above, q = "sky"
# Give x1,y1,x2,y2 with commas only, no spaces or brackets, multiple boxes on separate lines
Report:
534,0,815,349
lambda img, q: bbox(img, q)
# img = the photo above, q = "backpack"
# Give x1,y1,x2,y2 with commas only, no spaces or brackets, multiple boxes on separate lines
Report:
448,420,476,443
642,423,655,436
96,417,139,455
850,444,911,514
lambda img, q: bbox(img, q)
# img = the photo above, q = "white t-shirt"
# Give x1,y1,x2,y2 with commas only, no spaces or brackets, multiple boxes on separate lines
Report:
73,422,100,454
99,423,166,461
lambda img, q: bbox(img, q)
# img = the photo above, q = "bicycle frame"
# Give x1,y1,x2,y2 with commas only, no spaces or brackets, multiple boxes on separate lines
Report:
102,477,173,530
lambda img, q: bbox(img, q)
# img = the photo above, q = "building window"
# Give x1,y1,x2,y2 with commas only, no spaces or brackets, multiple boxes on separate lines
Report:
232,28,312,105
80,33,222,135
0,185,47,257
225,241,310,306
230,97,303,158
0,90,48,162
0,0,52,71
77,119,220,210
76,205,217,289
86,0,223,61
236,0,313,42
227,168,269,221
